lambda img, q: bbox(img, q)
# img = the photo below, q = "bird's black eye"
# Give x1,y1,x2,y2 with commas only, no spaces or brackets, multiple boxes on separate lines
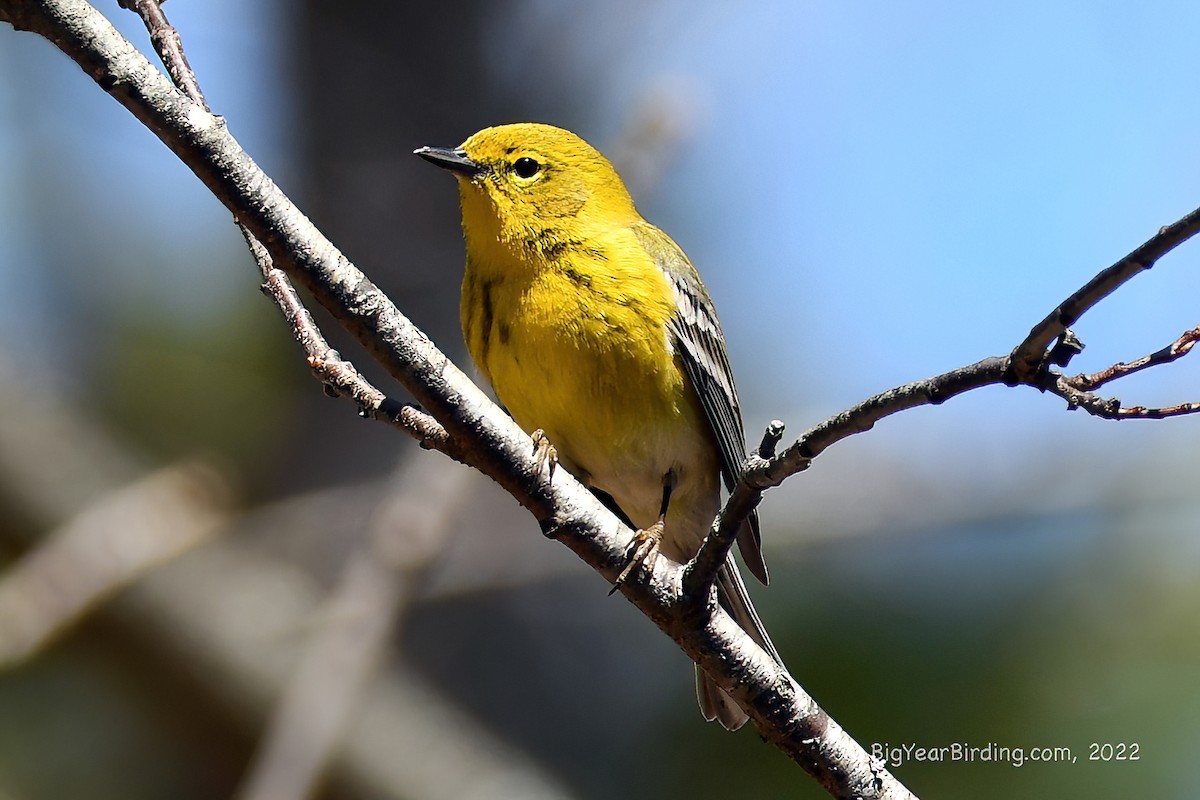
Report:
513,156,541,179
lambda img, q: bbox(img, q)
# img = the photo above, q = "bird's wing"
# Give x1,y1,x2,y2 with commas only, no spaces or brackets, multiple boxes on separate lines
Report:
631,222,768,585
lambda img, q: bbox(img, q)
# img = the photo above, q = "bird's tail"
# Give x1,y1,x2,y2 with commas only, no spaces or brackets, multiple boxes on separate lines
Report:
695,558,782,730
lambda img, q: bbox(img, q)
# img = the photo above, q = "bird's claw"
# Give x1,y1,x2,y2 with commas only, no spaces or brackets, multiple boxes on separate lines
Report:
609,520,664,595
531,429,558,482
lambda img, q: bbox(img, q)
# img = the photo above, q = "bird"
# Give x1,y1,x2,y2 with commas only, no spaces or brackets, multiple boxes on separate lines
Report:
416,123,780,730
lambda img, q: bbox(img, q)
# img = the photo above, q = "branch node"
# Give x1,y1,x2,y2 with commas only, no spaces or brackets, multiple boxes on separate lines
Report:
1048,328,1085,367
537,516,561,540
757,420,785,459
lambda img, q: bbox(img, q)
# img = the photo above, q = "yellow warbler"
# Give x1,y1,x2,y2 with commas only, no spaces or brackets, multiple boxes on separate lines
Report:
416,123,778,730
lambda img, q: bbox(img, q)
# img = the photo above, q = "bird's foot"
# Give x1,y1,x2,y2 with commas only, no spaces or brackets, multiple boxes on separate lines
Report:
609,520,664,595
531,429,558,482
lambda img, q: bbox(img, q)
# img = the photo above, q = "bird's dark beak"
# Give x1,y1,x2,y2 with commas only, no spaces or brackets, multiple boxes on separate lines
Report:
414,146,484,177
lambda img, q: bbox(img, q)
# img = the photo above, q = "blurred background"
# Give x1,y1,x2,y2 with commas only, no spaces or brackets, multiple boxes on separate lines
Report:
1,1,1199,798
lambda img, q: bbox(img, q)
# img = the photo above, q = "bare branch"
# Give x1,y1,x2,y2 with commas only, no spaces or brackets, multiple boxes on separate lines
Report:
1043,374,1200,420
1070,324,1200,392
706,208,1200,536
118,0,206,107
246,232,466,461
1007,210,1200,383
710,357,1010,542
1114,402,1200,419
683,420,784,603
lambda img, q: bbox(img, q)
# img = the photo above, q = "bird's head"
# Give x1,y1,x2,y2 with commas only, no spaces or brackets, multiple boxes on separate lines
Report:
416,123,637,256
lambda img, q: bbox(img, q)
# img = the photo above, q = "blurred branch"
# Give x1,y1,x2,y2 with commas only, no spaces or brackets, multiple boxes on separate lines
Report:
0,370,578,800
606,76,703,199
126,500,579,800
0,460,229,665
0,3,913,797
236,456,471,800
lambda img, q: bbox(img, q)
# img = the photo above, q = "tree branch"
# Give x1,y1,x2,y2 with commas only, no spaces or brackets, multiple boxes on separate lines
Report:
247,231,466,460
1069,324,1200,392
118,0,456,459
708,209,1200,542
1007,211,1200,383
683,420,783,602
117,0,206,107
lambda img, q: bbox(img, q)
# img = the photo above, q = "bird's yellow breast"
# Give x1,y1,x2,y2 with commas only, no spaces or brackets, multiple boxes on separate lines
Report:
460,228,707,499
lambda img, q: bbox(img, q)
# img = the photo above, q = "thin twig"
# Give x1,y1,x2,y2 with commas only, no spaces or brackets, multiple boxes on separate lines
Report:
1044,371,1200,419
682,420,784,603
245,232,466,460
1007,211,1200,383
1069,324,1200,391
117,1,460,462
118,0,206,108
707,207,1200,539
1113,402,1200,419
768,356,1010,485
